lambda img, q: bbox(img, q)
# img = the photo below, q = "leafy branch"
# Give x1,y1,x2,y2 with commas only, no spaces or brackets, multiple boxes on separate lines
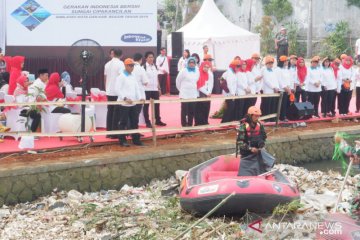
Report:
347,0,360,8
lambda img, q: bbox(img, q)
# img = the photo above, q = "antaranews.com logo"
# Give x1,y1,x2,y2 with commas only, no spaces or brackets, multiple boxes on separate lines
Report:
242,217,344,237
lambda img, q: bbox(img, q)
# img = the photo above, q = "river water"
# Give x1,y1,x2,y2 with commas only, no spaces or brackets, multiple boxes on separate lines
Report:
300,160,342,172
300,159,360,173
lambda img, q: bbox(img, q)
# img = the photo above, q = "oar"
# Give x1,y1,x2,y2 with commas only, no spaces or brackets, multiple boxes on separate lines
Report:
334,156,354,212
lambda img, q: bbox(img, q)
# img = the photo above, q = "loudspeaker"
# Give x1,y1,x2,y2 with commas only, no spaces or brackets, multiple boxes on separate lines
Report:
287,102,314,120
171,32,183,59
169,58,179,94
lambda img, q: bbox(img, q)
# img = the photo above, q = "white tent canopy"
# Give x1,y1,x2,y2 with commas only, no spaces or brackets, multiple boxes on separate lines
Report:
167,0,260,70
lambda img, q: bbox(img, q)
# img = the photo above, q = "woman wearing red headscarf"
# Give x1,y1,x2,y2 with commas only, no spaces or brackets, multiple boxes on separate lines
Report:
45,72,72,116
8,56,25,95
295,57,307,102
195,62,214,125
45,72,64,101
13,75,41,132
338,56,354,115
14,75,30,102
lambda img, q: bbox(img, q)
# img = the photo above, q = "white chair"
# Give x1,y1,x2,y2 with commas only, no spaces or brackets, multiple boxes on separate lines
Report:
90,89,107,128
0,91,5,102
85,105,96,131
90,88,100,95
66,92,81,113
4,95,27,140
74,87,82,95
74,87,87,95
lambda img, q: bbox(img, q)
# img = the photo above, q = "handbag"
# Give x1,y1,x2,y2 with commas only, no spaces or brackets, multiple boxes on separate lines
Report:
219,79,230,93
342,81,351,91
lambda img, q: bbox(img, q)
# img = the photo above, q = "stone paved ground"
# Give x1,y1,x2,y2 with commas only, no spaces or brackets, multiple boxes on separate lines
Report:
1,164,359,240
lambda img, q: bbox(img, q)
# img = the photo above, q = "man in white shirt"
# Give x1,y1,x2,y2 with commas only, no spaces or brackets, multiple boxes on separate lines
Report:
156,47,169,95
114,58,144,147
103,48,115,88
133,53,149,124
144,51,166,128
355,38,360,63
27,68,49,132
133,53,148,101
28,68,48,102
104,49,124,138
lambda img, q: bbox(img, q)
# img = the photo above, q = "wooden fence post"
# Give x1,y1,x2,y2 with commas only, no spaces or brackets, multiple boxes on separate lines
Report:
150,98,157,147
275,92,284,128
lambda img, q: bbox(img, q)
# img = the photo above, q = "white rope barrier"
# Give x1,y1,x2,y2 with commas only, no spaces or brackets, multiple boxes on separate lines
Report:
0,93,282,145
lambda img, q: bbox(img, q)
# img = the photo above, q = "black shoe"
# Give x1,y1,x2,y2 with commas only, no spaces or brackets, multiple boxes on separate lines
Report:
120,141,130,147
133,141,144,146
146,123,152,128
155,121,167,126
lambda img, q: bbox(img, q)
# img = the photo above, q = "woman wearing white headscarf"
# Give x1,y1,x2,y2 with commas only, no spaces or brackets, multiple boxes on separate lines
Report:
176,57,200,127
61,71,73,96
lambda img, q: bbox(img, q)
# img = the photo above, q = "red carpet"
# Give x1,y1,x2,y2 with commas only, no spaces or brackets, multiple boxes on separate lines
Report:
0,95,359,154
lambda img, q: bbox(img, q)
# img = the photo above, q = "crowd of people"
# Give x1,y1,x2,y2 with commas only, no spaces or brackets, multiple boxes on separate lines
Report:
1,43,360,146
219,53,360,123
0,50,74,142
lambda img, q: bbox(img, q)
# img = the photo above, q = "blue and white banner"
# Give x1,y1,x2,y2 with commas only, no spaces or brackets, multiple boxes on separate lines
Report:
6,0,157,46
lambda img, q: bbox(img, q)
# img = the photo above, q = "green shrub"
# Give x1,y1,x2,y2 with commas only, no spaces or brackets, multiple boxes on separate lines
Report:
347,0,360,8
321,21,352,59
263,0,293,24
284,20,300,56
255,16,275,55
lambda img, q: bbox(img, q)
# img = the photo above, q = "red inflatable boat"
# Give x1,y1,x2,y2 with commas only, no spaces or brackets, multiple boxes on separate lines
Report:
179,155,300,216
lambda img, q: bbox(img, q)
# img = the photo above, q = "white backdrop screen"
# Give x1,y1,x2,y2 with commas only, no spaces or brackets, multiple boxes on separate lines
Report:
6,0,157,46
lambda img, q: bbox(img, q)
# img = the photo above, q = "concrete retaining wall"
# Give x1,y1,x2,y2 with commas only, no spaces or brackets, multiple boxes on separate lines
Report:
1,126,359,206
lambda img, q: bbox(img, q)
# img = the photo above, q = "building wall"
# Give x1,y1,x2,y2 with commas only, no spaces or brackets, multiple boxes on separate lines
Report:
217,0,360,42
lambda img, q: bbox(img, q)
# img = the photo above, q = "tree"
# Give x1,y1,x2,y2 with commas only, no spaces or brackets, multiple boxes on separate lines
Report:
321,21,352,59
284,21,300,55
255,16,275,55
347,0,360,8
162,0,184,31
263,0,293,26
